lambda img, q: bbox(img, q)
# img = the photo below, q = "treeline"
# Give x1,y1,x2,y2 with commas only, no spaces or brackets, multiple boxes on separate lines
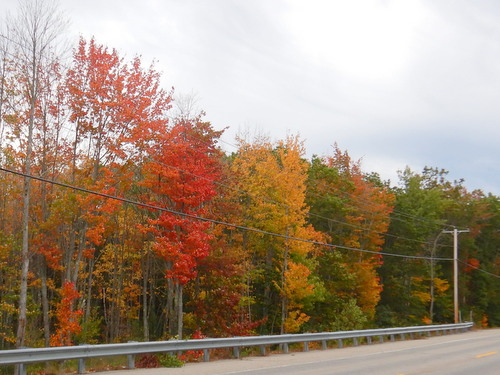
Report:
0,1,499,349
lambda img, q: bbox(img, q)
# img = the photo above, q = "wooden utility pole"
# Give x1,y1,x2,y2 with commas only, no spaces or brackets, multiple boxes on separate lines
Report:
442,228,469,323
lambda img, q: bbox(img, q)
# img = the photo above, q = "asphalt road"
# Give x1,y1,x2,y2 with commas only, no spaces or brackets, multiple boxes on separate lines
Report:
93,328,500,375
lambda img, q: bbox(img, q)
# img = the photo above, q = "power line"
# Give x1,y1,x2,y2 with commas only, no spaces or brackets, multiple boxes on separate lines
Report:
304,159,463,231
0,165,454,262
458,259,500,279
154,129,454,233
309,182,452,230
305,187,451,244
0,114,463,252
149,157,445,249
0,44,473,249
0,31,481,234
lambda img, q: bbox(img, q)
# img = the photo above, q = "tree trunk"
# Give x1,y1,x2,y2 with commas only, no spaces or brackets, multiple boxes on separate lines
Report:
9,0,66,348
84,258,95,323
41,266,50,347
177,283,183,339
166,276,174,336
280,246,288,335
280,221,289,335
142,247,151,341
16,94,35,348
0,42,7,162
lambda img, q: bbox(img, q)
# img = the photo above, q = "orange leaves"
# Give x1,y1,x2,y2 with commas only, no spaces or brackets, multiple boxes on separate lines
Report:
283,262,315,303
85,223,106,247
50,281,83,347
32,234,62,270
481,315,489,328
322,145,395,255
350,261,382,317
67,37,172,168
421,316,432,325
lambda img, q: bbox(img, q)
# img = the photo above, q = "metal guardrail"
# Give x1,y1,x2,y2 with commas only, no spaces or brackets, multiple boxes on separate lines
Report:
1,322,473,374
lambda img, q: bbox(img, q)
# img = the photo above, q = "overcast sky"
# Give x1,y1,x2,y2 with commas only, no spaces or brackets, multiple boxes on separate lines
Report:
2,0,500,195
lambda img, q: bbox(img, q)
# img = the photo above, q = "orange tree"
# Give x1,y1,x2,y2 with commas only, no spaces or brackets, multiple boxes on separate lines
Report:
58,36,172,343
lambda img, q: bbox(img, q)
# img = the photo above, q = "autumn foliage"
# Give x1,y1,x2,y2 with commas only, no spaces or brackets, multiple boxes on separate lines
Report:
50,282,83,346
0,24,498,352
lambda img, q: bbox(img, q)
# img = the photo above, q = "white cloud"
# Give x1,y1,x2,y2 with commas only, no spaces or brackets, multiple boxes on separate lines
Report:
1,0,499,195
285,0,427,83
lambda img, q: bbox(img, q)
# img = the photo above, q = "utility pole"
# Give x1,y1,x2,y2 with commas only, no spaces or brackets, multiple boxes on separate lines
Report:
442,227,469,323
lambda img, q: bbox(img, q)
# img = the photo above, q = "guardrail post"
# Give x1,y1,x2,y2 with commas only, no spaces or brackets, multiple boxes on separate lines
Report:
379,335,384,343
203,349,210,362
283,343,289,354
321,340,327,350
353,337,359,346
127,353,135,369
366,336,372,345
409,332,414,339
259,345,266,356
400,333,405,341
78,358,86,374
390,334,395,342
17,363,26,375
127,341,136,369
233,346,240,358
303,342,309,352
337,339,343,348
16,347,27,375
77,344,86,374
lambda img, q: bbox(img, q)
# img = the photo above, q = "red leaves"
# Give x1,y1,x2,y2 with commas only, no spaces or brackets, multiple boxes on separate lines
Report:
464,257,480,272
142,119,223,285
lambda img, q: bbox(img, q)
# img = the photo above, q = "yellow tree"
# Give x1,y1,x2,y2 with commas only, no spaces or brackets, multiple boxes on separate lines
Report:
231,135,324,333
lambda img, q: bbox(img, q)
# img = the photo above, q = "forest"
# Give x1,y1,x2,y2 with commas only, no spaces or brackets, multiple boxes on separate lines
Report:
0,1,498,350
